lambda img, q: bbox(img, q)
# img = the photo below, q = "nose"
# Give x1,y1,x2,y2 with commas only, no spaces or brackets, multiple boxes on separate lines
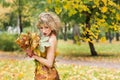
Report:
42,29,46,33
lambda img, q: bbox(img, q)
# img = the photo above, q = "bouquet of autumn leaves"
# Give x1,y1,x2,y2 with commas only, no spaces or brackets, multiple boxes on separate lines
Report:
15,32,50,57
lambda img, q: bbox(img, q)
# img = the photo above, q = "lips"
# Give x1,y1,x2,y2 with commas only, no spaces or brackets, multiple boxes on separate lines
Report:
43,33,47,35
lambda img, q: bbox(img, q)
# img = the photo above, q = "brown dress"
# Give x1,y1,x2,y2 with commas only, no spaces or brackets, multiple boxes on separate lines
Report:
34,52,60,80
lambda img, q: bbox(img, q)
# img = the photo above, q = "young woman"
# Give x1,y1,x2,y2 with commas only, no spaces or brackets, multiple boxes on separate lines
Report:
25,12,61,80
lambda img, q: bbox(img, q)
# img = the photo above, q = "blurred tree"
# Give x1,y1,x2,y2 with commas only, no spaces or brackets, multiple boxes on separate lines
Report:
114,0,120,41
0,0,13,30
46,0,120,56
0,0,47,32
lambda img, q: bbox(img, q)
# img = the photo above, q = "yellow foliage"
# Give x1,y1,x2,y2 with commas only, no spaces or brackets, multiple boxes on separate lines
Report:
100,19,105,23
16,32,40,50
68,9,77,16
45,8,48,12
82,5,89,11
94,0,100,7
117,5,120,10
95,12,99,16
92,5,96,8
55,7,62,14
101,6,108,13
101,0,107,6
63,1,71,10
18,72,24,79
116,13,120,21
108,0,116,6
83,38,90,42
100,37,106,42
72,2,79,9
110,9,115,13
0,5,11,16
102,15,107,19
86,38,90,42
47,0,52,4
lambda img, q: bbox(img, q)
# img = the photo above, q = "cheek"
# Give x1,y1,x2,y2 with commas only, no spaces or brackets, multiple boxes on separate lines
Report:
39,29,43,32
47,30,52,34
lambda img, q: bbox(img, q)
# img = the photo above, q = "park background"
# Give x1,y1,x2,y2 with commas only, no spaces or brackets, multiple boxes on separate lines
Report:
0,0,120,80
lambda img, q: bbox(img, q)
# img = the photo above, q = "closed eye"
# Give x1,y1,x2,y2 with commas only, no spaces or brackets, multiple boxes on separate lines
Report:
39,27,43,29
45,26,49,29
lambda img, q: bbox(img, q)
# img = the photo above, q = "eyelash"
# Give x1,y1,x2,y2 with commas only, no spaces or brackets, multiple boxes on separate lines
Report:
39,26,48,29
45,26,48,28
39,27,43,29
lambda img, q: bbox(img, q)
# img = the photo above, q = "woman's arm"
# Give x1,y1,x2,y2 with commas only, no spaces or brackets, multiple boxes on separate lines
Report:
32,36,57,68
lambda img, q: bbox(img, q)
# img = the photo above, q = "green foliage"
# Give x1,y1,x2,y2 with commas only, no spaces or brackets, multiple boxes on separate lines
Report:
58,32,73,39
0,32,20,51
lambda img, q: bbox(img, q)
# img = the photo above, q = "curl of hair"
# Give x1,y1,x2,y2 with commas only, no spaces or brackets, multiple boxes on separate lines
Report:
36,12,62,33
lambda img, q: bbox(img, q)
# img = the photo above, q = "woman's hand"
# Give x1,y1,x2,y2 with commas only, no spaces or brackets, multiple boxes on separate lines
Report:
24,48,34,57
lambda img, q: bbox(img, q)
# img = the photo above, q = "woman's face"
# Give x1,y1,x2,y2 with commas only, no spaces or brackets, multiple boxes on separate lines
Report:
39,24,52,36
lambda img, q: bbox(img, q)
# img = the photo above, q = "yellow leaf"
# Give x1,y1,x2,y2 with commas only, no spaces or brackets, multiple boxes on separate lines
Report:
108,0,116,6
102,0,107,6
94,0,100,7
47,0,52,4
116,13,120,20
73,3,79,9
83,5,89,11
68,9,77,16
110,9,115,13
101,6,108,13
34,49,41,56
100,19,105,23
63,3,71,10
92,5,96,8
45,8,48,12
55,7,62,14
100,37,106,42
102,15,107,19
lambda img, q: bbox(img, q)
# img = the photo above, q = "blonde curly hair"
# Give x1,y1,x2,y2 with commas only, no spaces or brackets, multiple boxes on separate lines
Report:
36,12,61,34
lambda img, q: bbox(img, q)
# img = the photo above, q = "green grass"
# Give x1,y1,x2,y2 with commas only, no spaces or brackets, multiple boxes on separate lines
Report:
0,59,120,80
57,40,90,56
1,39,120,62
57,40,120,62
57,40,120,56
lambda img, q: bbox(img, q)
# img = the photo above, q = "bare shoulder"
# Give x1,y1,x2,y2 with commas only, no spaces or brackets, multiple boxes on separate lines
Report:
49,34,57,45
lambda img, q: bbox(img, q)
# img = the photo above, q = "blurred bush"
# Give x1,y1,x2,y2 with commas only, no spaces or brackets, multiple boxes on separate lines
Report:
58,32,73,40
0,32,21,51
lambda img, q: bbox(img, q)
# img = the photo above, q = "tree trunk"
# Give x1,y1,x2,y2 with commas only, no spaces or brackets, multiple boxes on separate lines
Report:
60,23,67,41
88,42,97,56
108,30,113,43
18,14,22,32
86,12,97,56
18,0,23,33
72,24,80,44
64,25,67,41
116,32,119,41
105,32,109,40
